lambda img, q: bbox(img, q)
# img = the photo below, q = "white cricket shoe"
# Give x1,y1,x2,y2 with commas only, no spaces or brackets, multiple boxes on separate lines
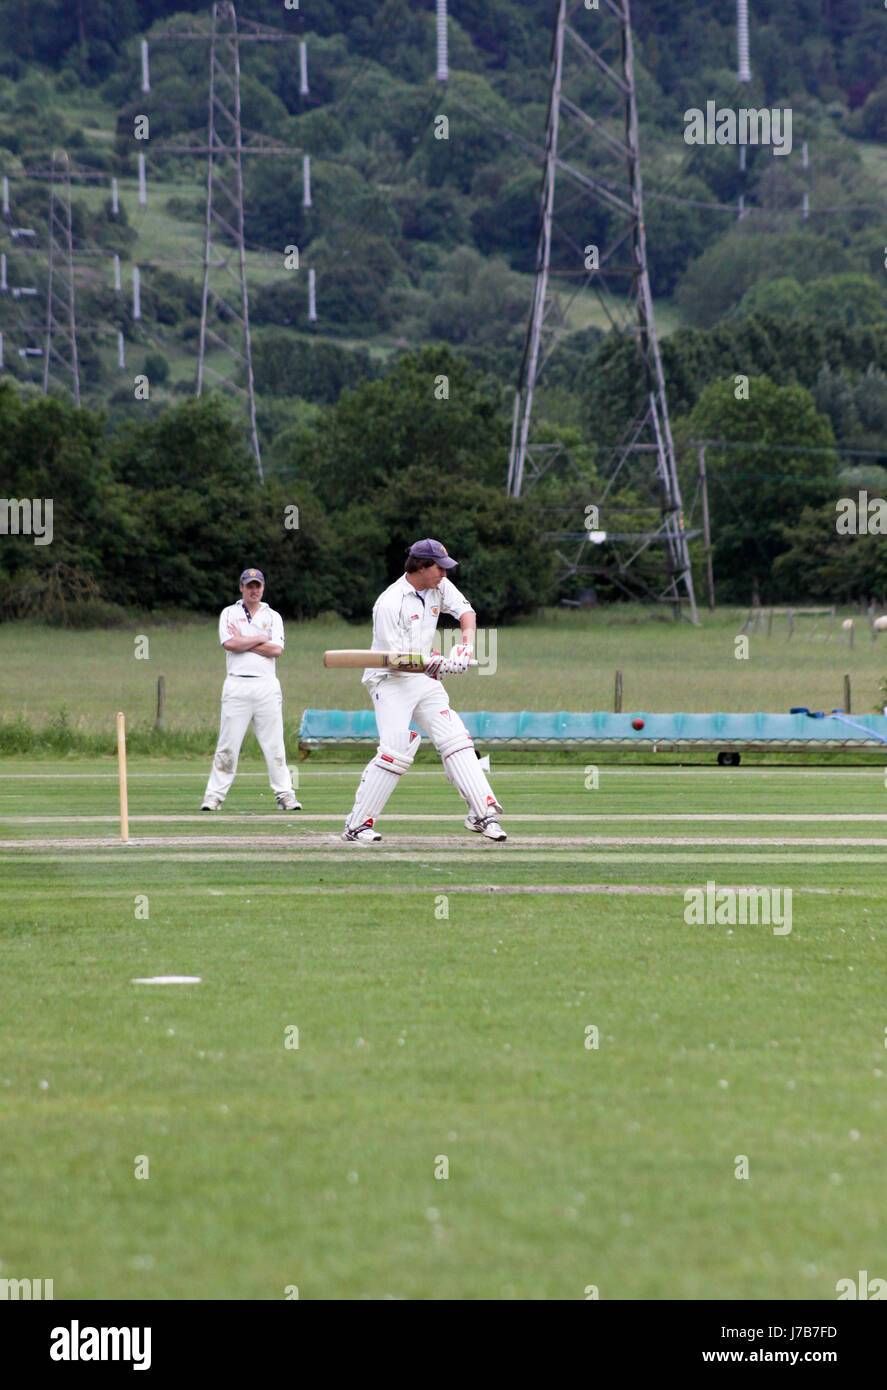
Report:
201,797,222,811
465,813,507,842
277,793,302,811
341,819,382,843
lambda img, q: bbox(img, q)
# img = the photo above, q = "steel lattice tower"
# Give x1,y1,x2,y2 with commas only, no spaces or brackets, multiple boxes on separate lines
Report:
43,150,81,405
508,0,697,621
196,2,261,477
144,2,306,482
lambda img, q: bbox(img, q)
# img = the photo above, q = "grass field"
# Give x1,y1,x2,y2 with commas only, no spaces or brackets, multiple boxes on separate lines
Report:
1,608,884,747
1,754,885,1300
2,612,885,1299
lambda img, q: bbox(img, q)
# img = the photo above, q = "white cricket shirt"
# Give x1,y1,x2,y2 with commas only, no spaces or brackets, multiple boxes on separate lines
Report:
218,600,285,677
362,573,474,686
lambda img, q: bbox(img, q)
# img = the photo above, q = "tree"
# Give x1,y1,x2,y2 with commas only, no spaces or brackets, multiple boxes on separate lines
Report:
297,345,511,512
642,175,714,296
251,334,379,404
102,396,260,609
675,226,855,328
688,376,838,602
774,504,887,605
423,248,528,347
0,382,122,580
337,468,553,623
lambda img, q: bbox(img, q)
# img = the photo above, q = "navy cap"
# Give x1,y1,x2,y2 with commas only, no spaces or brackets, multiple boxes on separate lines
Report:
239,568,265,585
408,538,457,570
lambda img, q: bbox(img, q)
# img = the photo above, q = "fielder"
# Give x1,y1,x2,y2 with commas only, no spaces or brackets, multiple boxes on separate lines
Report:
342,538,505,843
201,567,301,812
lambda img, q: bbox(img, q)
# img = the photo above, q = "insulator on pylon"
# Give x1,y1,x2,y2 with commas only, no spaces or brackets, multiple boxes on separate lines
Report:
436,0,448,82
737,0,751,82
307,267,317,322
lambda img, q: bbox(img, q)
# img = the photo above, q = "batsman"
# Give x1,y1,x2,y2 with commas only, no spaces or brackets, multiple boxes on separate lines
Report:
341,538,506,843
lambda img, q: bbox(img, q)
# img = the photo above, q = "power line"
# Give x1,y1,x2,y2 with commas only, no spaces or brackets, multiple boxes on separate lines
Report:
688,438,887,459
643,187,887,216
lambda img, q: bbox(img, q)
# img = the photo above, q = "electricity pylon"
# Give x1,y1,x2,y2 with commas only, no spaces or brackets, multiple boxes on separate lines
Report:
507,0,697,621
146,1,306,482
196,2,261,477
43,150,81,405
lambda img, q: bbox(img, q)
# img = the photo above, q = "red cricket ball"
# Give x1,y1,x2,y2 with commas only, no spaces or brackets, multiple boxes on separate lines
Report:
631,717,645,730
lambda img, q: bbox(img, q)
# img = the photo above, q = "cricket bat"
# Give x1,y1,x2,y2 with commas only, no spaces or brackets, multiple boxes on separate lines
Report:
323,650,478,670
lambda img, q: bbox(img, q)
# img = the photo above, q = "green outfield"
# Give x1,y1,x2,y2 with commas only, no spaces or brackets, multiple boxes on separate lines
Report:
1,607,884,752
1,757,884,1299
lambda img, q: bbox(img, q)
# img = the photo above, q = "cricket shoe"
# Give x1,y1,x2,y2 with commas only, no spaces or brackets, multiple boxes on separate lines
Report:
341,818,382,843
201,797,222,811
277,793,302,811
465,813,507,842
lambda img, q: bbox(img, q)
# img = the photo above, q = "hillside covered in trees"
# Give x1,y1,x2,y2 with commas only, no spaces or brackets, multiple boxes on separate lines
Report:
2,0,887,616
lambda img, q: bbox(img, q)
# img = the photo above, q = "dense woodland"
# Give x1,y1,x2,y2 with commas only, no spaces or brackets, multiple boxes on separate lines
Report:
2,1,887,619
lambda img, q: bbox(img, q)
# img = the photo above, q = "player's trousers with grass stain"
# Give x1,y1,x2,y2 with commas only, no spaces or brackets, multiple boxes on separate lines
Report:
345,671,501,830
204,674,296,806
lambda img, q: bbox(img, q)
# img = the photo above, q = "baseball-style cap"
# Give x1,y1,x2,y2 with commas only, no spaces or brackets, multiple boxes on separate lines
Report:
408,538,457,569
239,567,265,584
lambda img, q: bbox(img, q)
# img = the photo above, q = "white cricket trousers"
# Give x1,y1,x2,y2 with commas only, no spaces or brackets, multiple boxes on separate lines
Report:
345,672,501,829
203,674,295,803
369,672,463,749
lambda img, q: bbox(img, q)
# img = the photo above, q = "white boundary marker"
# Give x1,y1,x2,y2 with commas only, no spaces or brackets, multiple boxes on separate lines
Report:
131,975,201,984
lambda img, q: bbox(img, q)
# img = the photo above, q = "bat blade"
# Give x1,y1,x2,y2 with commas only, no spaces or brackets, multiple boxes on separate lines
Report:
322,649,427,669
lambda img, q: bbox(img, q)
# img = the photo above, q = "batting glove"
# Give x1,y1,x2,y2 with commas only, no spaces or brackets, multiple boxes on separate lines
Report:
447,642,474,674
423,652,444,679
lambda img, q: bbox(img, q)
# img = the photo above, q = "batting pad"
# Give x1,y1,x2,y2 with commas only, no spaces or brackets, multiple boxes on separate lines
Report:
346,731,421,829
438,736,502,820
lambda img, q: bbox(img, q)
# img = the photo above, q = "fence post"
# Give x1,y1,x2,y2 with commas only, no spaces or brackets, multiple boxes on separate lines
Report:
154,675,166,733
